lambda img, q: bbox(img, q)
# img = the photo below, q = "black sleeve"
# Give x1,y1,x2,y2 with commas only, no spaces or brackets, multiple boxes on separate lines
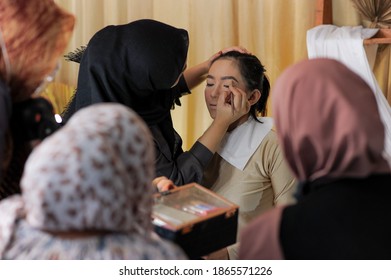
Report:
152,77,211,185
153,127,213,185
175,75,191,97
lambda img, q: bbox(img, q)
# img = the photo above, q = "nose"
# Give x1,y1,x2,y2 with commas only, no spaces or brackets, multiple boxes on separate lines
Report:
210,83,229,99
210,85,219,99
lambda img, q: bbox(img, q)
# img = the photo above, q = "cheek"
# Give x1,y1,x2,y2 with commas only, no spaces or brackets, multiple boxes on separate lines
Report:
204,90,216,117
204,89,212,102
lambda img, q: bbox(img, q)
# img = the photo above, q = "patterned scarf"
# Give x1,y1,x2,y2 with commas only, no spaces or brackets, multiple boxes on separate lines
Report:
0,104,155,257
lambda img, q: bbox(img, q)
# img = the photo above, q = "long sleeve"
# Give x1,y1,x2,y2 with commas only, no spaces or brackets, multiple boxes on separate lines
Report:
151,76,214,185
261,130,297,206
153,127,213,185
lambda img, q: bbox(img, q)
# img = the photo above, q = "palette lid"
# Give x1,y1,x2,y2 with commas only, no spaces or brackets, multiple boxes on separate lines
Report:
152,183,238,231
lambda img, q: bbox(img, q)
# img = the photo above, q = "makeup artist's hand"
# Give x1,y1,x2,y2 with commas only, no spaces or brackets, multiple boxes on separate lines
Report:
184,47,251,89
214,82,250,127
208,46,251,68
152,176,177,192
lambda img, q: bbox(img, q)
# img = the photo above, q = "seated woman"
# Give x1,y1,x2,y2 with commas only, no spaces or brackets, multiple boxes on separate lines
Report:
0,103,187,260
239,58,391,260
201,51,297,260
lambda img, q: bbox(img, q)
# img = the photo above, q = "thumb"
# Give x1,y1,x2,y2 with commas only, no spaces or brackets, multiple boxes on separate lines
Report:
217,90,230,106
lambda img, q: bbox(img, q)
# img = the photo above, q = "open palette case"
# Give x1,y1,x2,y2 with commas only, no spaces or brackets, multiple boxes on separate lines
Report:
152,183,239,258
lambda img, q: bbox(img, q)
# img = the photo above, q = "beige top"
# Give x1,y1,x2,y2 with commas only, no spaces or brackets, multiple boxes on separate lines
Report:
202,130,296,259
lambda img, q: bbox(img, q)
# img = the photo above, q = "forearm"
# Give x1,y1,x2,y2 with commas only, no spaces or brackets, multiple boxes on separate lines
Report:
197,119,230,154
154,137,213,185
183,60,210,89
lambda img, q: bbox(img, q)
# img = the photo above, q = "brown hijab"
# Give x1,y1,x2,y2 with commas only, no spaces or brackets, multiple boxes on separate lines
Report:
272,58,390,183
0,0,75,102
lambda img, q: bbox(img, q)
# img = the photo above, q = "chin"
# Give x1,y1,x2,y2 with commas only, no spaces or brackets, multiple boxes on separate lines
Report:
208,110,216,119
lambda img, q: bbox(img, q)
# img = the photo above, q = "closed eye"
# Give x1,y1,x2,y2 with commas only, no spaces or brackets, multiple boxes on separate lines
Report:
206,75,215,87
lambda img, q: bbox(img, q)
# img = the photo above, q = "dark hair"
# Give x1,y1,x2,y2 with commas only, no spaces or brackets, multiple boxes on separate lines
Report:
213,51,270,121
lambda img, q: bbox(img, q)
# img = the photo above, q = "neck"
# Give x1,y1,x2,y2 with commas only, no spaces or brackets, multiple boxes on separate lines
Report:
227,114,250,132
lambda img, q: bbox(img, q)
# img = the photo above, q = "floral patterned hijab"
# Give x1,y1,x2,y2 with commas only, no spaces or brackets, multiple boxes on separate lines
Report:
0,103,156,257
272,58,391,183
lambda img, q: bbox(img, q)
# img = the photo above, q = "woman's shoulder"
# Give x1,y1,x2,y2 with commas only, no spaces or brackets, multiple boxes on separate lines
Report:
260,129,279,146
254,129,285,163
4,222,187,260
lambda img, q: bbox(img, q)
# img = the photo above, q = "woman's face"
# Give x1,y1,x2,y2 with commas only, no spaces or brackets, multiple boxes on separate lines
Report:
204,58,247,119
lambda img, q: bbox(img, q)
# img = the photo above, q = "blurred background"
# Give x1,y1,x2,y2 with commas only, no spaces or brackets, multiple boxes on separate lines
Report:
48,0,391,149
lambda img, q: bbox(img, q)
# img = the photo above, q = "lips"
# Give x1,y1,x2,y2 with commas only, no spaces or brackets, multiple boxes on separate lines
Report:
209,104,217,109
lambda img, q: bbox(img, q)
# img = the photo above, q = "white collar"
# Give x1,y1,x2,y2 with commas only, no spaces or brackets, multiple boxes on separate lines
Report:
217,117,273,170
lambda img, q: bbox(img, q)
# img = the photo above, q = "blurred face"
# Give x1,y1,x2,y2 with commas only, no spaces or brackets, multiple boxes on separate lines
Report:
205,58,247,119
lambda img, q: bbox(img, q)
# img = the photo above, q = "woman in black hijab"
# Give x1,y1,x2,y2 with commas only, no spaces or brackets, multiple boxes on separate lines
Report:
62,19,250,185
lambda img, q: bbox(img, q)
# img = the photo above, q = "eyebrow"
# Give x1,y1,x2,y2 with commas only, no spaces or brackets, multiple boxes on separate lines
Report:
206,74,239,83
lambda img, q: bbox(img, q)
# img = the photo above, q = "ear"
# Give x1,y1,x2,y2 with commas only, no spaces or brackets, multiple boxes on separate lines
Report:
248,89,261,106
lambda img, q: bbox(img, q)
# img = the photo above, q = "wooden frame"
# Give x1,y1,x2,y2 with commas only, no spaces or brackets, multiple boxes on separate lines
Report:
315,0,332,26
316,0,391,44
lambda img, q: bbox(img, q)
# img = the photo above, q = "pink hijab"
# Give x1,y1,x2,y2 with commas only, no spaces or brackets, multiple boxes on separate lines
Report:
272,58,391,182
239,58,391,260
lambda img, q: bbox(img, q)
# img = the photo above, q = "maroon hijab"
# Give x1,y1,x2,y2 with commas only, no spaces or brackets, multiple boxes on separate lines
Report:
272,58,390,183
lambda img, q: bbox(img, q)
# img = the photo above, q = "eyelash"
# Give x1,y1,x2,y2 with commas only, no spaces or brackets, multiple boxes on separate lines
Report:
206,83,230,88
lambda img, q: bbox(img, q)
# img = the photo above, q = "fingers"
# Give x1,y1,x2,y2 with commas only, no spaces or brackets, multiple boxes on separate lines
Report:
152,176,176,192
152,176,166,187
217,89,231,107
229,84,250,115
216,83,249,121
209,50,223,62
221,46,251,55
210,46,251,65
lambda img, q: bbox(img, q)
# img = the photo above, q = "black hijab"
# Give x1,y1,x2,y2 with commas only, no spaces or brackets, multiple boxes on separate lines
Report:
62,19,189,126
0,79,11,180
